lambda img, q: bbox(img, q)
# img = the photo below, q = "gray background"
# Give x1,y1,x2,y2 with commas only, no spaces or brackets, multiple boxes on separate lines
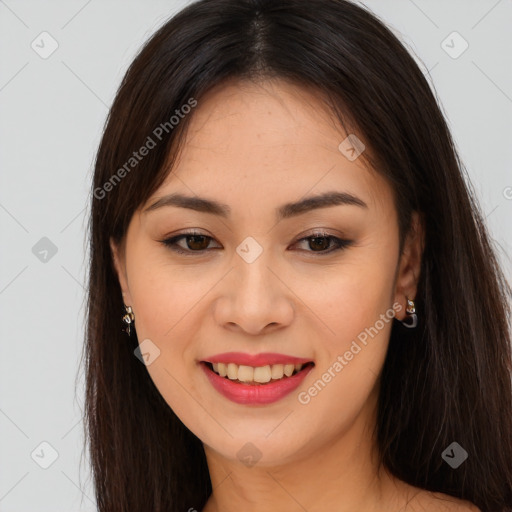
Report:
1,1,511,510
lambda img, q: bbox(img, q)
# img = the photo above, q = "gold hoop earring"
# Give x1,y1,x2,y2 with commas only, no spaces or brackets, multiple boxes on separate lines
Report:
122,304,135,336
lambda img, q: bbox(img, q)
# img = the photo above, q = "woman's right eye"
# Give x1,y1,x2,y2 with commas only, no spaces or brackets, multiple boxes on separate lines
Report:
160,231,220,255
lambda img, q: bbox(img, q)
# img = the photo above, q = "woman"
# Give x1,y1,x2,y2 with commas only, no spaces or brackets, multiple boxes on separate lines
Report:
82,0,512,510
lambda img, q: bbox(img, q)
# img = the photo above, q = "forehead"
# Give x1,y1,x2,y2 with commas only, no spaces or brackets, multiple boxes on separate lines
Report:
148,78,393,217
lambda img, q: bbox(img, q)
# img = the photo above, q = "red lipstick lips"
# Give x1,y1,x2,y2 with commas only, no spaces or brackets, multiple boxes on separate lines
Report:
200,352,315,405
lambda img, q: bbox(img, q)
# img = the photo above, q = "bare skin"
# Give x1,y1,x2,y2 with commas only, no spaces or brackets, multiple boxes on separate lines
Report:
111,78,480,512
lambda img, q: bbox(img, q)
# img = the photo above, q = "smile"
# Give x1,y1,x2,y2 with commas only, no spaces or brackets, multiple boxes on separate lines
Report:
200,361,315,405
208,361,311,384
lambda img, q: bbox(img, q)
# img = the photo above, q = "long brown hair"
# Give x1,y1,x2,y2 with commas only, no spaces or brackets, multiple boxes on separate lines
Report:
81,0,512,510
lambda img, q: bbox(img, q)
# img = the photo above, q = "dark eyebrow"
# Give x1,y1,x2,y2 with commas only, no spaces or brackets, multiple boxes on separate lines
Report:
143,191,368,220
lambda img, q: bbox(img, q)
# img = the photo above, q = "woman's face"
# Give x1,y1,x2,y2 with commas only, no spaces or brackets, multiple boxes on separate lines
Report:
111,78,422,466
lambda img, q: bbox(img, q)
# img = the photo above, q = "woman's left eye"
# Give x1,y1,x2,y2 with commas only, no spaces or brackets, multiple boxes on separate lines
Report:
160,230,352,256
294,234,352,254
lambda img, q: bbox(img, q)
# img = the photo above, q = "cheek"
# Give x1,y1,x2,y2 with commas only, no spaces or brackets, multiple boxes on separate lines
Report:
299,242,398,388
127,249,210,340
126,259,207,421
300,247,397,338
123,257,205,408
309,282,394,382
292,271,395,433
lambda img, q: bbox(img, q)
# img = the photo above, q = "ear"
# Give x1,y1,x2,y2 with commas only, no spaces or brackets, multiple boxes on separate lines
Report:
393,211,424,321
110,237,133,305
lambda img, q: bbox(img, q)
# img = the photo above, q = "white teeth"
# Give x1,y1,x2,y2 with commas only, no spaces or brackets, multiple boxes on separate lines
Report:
217,362,227,377
227,363,238,380
271,364,284,379
253,365,271,383
209,361,306,383
237,365,254,382
283,364,295,377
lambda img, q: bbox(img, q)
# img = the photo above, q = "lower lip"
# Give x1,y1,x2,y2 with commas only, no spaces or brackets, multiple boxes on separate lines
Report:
200,362,314,405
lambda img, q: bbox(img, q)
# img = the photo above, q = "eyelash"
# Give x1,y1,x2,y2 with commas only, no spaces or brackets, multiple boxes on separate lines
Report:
159,230,352,256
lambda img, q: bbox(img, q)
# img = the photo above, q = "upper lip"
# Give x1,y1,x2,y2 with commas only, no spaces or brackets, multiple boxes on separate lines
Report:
202,352,314,367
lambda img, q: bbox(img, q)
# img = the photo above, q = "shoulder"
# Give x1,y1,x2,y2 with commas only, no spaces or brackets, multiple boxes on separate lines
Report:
387,472,481,512
404,489,481,512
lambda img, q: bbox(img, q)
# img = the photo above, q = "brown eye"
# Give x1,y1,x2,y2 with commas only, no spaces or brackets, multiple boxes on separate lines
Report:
308,236,331,251
160,231,220,255
293,233,352,255
183,234,210,251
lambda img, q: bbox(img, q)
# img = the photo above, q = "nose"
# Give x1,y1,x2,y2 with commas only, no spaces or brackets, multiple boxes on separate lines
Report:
213,253,295,336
